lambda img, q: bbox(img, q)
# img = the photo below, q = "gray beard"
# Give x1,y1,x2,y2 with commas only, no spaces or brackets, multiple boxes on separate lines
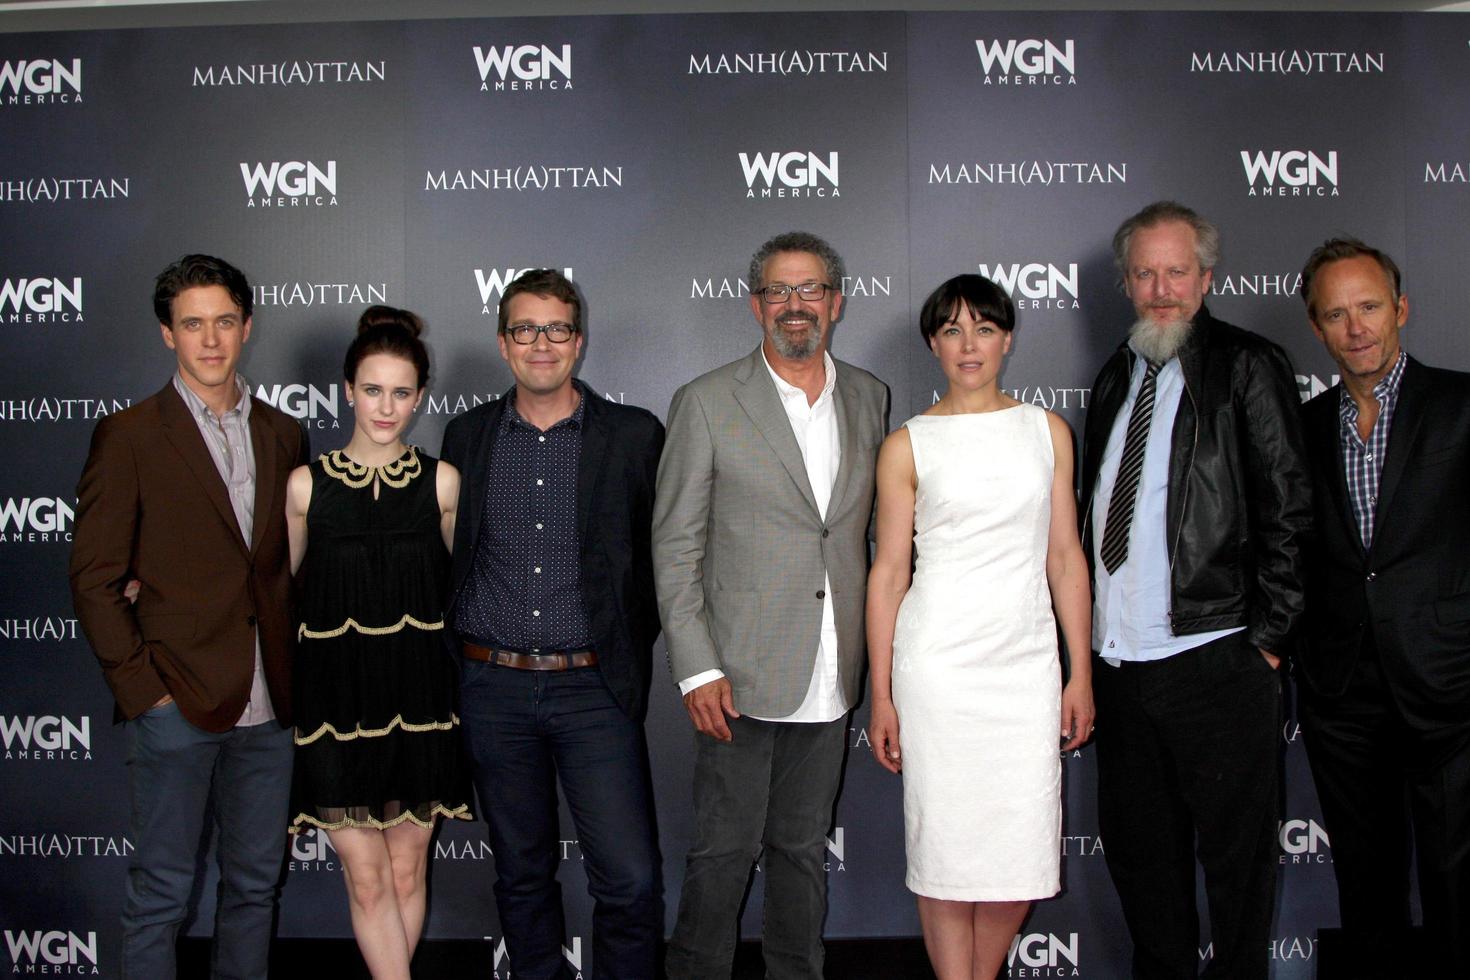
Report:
1128,315,1193,364
770,319,822,360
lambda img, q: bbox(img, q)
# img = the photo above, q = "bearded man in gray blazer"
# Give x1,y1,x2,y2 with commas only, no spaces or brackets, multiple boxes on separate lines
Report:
655,231,889,979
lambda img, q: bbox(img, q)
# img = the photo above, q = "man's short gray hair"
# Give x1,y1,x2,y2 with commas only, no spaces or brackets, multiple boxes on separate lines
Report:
1112,201,1221,274
748,231,846,292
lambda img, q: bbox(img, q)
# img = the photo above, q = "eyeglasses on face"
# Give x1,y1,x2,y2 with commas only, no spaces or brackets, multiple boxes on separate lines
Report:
505,321,578,344
755,282,834,304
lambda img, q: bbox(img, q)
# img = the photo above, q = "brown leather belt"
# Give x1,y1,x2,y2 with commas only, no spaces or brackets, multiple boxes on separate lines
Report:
461,641,597,671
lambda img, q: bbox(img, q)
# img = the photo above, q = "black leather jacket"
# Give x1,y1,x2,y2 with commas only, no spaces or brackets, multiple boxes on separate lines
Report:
1080,307,1312,653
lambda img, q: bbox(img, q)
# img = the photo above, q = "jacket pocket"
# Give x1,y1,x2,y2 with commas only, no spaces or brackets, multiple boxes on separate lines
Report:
1434,593,1470,625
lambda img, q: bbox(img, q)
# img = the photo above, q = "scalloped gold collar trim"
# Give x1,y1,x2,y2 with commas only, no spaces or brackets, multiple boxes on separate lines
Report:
321,445,422,489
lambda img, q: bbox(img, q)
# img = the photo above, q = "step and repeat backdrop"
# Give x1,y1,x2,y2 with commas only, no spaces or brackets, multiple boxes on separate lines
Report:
3,9,1467,977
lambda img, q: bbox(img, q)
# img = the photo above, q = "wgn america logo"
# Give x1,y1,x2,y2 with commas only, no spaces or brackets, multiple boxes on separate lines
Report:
0,715,91,761
0,497,73,543
1190,49,1383,74
487,935,584,979
289,827,338,871
1279,817,1332,865
0,59,82,106
4,930,98,975
1006,932,1080,977
1425,161,1470,184
0,397,129,423
474,267,574,316
253,382,341,429
689,273,893,300
238,160,338,208
1240,150,1340,197
975,39,1076,86
0,177,129,204
473,43,572,92
739,151,839,199
1209,271,1302,300
753,828,848,874
0,277,83,323
1296,371,1342,402
978,262,1079,311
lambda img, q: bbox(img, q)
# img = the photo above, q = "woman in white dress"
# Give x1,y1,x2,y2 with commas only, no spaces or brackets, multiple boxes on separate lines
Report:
866,274,1094,979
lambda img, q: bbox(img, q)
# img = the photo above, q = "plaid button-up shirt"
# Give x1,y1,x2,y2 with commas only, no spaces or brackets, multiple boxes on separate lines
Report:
1339,351,1406,549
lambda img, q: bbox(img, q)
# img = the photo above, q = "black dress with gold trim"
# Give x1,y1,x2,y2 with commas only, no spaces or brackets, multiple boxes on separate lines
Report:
289,447,472,832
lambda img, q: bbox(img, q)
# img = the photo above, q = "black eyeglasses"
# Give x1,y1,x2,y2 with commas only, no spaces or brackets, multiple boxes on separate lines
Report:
505,322,578,344
755,282,835,304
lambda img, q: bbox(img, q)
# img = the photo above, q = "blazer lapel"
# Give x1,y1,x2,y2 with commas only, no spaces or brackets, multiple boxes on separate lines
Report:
732,349,820,515
158,382,248,551
1316,389,1363,555
575,383,608,546
247,405,278,555
461,397,508,560
824,370,861,524
1372,357,1426,546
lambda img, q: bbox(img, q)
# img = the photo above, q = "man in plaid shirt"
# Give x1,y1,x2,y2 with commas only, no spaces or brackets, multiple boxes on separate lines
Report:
1296,237,1470,976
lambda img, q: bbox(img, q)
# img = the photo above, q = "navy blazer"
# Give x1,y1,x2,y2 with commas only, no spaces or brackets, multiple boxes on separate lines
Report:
441,380,665,721
1298,356,1470,744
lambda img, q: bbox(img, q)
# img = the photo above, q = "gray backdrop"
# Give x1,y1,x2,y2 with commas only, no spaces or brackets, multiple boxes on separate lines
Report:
2,10,1464,977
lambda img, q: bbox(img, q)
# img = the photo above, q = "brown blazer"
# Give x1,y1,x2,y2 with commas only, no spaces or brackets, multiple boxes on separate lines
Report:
69,380,307,732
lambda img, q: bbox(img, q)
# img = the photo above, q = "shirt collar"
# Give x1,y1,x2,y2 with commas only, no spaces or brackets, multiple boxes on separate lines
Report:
173,372,251,422
761,347,837,403
501,384,585,433
1338,350,1407,415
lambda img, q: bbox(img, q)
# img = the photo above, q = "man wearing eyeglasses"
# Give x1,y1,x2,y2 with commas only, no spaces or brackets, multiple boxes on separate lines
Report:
655,231,889,978
442,268,666,979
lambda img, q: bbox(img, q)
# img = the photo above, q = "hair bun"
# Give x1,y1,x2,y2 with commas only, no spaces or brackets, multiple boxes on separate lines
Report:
357,304,424,338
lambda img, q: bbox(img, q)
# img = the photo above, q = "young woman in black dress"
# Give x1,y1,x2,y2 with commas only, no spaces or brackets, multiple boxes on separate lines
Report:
285,306,472,979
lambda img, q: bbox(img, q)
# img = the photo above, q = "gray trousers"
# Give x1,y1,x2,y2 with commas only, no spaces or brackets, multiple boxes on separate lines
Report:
666,713,848,980
121,701,293,980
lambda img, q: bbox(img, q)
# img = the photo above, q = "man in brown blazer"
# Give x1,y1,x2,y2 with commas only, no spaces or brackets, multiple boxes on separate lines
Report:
69,254,307,980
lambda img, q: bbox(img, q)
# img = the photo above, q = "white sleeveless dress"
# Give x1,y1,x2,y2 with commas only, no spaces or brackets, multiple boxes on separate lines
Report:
891,405,1062,901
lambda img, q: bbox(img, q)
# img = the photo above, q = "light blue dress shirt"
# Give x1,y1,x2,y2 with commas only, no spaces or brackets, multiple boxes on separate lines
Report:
1090,348,1244,662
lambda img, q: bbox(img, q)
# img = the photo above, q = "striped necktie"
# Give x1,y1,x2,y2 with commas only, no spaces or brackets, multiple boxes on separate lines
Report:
1099,359,1161,574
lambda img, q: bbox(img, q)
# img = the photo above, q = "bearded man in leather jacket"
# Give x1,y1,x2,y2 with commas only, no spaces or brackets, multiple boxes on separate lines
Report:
1079,201,1311,980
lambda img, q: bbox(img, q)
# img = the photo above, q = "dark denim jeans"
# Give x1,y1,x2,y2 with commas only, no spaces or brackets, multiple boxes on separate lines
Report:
122,701,293,980
458,660,662,980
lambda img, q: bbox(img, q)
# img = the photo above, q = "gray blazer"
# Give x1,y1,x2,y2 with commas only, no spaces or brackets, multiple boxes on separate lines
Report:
653,346,889,717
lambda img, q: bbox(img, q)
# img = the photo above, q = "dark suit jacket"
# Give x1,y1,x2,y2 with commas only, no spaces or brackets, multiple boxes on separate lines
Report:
1299,356,1470,739
441,380,665,722
69,380,308,732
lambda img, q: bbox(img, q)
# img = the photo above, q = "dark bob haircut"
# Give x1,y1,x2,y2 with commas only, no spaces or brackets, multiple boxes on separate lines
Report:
344,305,430,389
918,274,1016,346
153,254,252,325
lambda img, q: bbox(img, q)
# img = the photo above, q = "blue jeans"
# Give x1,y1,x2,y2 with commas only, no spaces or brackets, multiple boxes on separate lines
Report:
121,701,293,980
458,660,662,980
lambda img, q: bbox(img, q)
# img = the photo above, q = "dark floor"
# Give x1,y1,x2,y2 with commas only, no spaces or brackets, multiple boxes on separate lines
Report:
181,936,937,978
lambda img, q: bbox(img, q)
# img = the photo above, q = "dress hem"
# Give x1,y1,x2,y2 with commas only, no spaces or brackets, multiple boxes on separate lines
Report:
289,802,472,833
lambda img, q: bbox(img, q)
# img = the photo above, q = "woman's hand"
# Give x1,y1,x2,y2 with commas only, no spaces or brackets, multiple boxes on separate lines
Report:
1060,678,1095,751
870,698,903,774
